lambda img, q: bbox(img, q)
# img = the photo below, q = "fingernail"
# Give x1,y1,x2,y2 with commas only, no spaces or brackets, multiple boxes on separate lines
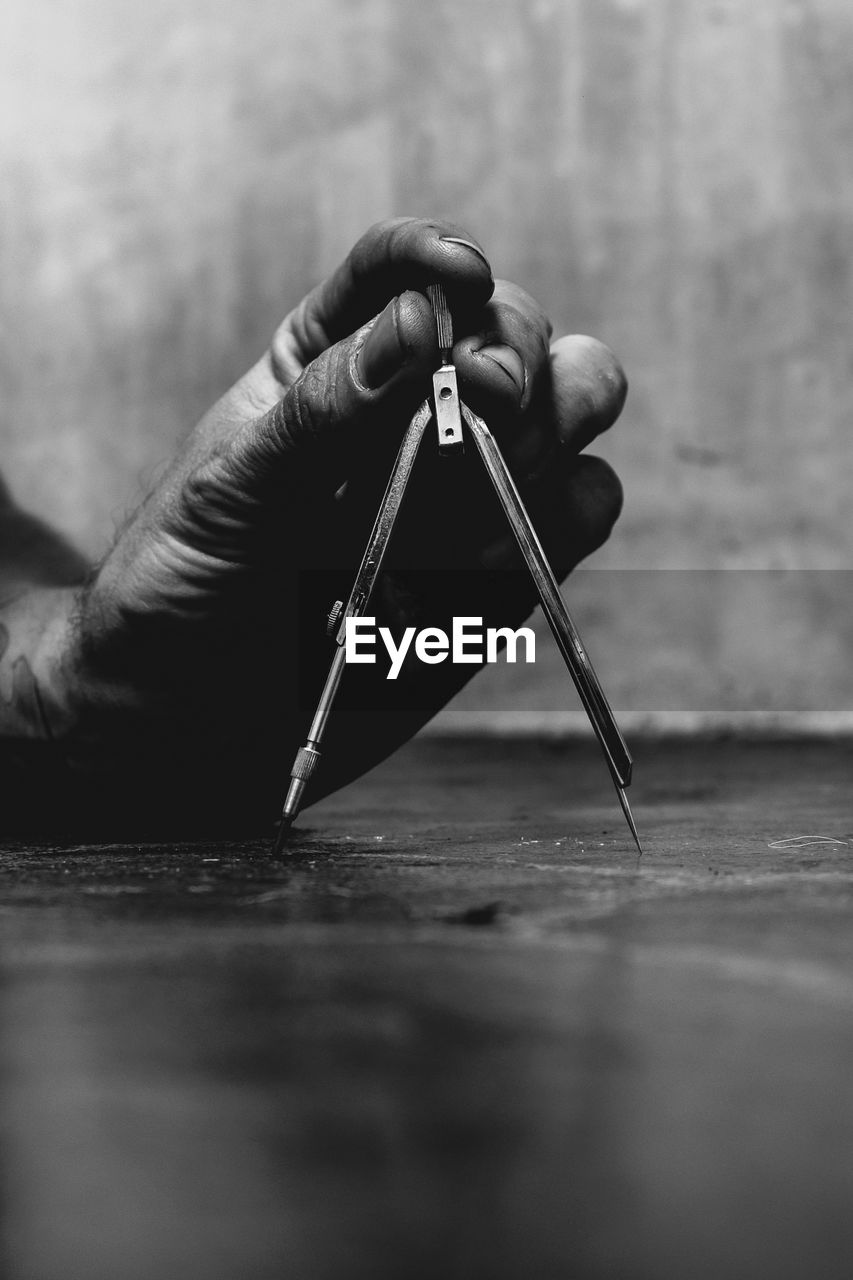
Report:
439,235,493,277
357,300,407,389
476,343,526,397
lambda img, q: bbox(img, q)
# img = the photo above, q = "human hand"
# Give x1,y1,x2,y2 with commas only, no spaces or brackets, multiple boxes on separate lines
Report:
43,218,626,832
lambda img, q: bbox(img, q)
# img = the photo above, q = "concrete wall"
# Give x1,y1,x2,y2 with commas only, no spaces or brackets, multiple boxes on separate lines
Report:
2,0,852,719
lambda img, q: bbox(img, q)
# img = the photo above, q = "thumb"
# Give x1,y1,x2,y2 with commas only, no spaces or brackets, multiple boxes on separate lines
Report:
245,290,438,491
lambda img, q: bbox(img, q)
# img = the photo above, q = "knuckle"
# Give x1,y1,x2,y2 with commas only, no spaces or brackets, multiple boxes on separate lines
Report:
490,280,554,343
292,341,355,439
372,216,410,250
273,373,320,451
469,298,552,385
359,216,410,248
169,449,252,546
289,364,329,441
358,216,431,267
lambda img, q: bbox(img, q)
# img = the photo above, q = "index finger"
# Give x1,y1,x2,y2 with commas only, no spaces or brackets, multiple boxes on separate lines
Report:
286,217,495,362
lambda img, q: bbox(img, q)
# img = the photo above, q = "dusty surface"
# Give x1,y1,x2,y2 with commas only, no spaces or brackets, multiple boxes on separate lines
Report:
3,737,853,1279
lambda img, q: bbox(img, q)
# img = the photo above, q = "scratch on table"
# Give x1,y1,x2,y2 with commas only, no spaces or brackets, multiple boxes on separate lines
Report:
767,835,849,849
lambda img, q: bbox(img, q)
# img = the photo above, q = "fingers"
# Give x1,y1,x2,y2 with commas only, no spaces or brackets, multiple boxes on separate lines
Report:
452,280,550,413
236,289,438,493
548,335,628,454
282,217,494,364
211,230,629,568
451,292,627,485
377,311,628,569
498,333,627,486
273,215,626,480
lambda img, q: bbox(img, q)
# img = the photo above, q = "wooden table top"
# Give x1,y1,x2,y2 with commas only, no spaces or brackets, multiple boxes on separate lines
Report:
3,737,853,1280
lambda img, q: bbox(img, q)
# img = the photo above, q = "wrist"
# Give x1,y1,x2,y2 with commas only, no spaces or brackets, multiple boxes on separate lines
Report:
0,586,81,742
25,585,88,742
33,581,165,754
10,583,123,750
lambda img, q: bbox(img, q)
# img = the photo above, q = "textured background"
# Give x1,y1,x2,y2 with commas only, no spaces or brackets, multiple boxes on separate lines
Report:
2,0,852,719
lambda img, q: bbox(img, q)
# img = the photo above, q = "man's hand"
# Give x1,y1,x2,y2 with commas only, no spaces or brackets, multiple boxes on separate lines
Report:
28,217,626,833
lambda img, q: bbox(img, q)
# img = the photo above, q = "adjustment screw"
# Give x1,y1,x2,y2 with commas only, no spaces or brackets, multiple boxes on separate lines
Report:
326,600,344,637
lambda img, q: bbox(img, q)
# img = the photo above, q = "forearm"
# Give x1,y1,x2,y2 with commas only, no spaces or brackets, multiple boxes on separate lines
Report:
0,584,252,838
0,586,75,738
0,572,300,838
0,493,104,831
0,481,91,737
0,583,90,834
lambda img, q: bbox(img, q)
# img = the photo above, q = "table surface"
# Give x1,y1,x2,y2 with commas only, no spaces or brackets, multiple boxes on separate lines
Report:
3,737,853,1280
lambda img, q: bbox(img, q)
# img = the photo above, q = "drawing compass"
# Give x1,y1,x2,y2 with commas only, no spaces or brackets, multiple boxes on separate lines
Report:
273,285,642,857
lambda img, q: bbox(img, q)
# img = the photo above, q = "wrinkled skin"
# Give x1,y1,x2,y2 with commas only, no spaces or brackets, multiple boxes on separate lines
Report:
46,218,627,833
